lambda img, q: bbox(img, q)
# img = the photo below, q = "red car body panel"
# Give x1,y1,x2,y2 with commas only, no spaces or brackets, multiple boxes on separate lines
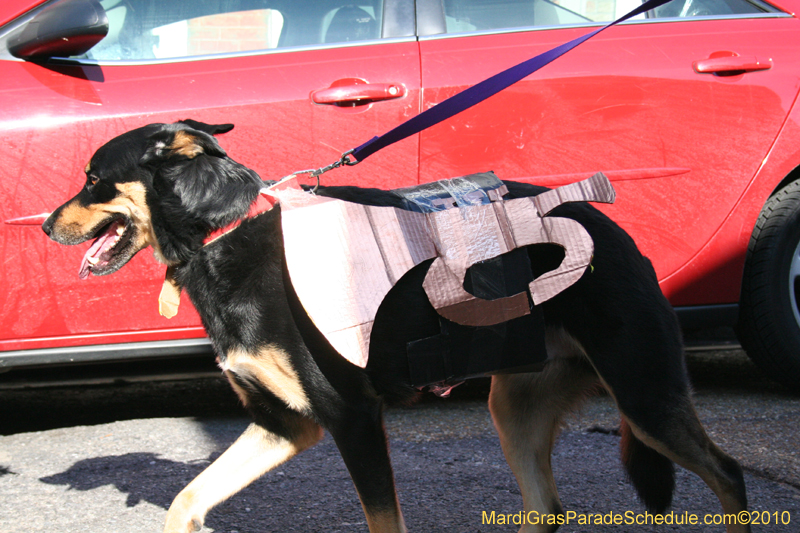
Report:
2,0,800,361
661,90,800,303
1,40,421,353
418,16,800,303
0,0,47,26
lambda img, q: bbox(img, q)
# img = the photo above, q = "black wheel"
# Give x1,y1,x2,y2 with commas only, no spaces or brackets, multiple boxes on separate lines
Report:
736,180,800,393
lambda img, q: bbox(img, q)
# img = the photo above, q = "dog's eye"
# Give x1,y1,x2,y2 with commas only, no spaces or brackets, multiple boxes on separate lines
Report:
87,175,100,187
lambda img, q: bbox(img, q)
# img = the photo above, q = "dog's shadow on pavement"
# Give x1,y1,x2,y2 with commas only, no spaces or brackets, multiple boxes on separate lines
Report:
33,433,526,532
36,436,370,532
39,451,212,509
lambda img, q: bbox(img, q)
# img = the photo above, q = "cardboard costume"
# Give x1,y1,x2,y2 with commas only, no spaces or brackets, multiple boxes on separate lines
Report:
267,172,615,372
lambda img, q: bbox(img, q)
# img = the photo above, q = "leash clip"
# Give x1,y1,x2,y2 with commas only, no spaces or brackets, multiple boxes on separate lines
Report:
281,149,359,192
339,149,359,167
310,149,359,192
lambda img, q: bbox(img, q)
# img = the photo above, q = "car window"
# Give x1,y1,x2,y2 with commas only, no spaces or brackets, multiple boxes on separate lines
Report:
442,0,778,34
84,0,384,61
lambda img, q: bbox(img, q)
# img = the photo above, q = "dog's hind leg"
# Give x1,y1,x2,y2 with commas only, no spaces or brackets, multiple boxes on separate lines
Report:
617,400,750,533
488,330,599,533
163,406,322,533
587,329,750,533
328,403,407,533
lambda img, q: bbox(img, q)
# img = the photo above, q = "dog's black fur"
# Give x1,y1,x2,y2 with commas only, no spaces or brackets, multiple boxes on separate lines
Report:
43,121,749,533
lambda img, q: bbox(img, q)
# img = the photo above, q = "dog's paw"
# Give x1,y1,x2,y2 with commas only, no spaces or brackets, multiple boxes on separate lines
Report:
163,504,204,533
163,516,203,533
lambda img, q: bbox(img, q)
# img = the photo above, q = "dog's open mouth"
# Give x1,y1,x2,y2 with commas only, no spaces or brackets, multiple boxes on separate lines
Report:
79,218,134,279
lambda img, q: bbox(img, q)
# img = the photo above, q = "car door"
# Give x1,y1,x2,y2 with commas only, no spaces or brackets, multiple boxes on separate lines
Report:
0,0,420,358
416,0,800,303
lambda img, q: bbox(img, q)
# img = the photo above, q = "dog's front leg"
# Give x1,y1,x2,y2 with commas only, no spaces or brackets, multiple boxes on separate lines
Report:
163,417,322,533
329,405,407,533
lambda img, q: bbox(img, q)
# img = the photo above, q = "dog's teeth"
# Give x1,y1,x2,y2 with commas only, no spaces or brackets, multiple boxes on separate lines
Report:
116,225,125,236
87,256,100,265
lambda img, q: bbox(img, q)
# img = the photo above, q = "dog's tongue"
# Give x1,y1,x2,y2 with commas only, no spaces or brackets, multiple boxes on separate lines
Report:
79,220,123,279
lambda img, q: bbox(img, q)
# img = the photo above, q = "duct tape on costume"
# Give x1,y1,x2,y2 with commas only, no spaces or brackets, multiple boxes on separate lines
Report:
267,172,615,369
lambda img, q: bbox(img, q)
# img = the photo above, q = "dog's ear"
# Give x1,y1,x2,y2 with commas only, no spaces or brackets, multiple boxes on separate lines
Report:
177,119,234,136
140,126,227,166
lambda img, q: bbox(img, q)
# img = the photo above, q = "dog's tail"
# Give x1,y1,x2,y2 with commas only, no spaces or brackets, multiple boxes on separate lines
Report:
619,419,675,514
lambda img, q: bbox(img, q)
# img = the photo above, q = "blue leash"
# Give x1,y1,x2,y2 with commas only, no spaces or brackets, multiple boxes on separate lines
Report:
295,0,674,183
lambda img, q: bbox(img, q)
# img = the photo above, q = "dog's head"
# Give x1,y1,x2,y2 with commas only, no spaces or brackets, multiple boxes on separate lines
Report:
42,120,263,278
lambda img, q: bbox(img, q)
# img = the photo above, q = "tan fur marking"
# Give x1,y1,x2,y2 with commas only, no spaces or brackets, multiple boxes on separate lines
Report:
362,508,407,533
56,200,109,240
113,182,167,262
224,370,250,408
49,182,171,264
223,346,310,412
170,130,203,158
489,329,599,533
84,161,91,173
164,419,323,533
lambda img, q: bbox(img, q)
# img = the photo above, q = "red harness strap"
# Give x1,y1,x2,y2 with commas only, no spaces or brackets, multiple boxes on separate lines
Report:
203,193,276,245
203,176,305,245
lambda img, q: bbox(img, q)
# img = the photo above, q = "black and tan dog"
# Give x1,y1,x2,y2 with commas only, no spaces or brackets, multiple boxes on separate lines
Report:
42,120,750,533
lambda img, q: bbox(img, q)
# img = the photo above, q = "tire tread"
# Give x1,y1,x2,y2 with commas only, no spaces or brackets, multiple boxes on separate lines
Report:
737,181,800,392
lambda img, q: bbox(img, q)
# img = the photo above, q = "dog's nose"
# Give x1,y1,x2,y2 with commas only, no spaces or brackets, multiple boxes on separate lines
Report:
42,215,54,236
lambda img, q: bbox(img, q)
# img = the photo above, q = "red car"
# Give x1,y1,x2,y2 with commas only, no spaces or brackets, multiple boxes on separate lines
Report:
2,0,799,391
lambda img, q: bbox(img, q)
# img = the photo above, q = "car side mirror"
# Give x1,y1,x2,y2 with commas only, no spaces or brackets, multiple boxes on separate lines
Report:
8,0,108,61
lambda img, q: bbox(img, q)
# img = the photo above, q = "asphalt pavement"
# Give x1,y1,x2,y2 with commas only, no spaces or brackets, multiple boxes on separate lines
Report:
0,349,798,533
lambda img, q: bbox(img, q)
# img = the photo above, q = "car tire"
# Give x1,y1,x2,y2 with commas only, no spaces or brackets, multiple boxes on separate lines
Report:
736,180,800,393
